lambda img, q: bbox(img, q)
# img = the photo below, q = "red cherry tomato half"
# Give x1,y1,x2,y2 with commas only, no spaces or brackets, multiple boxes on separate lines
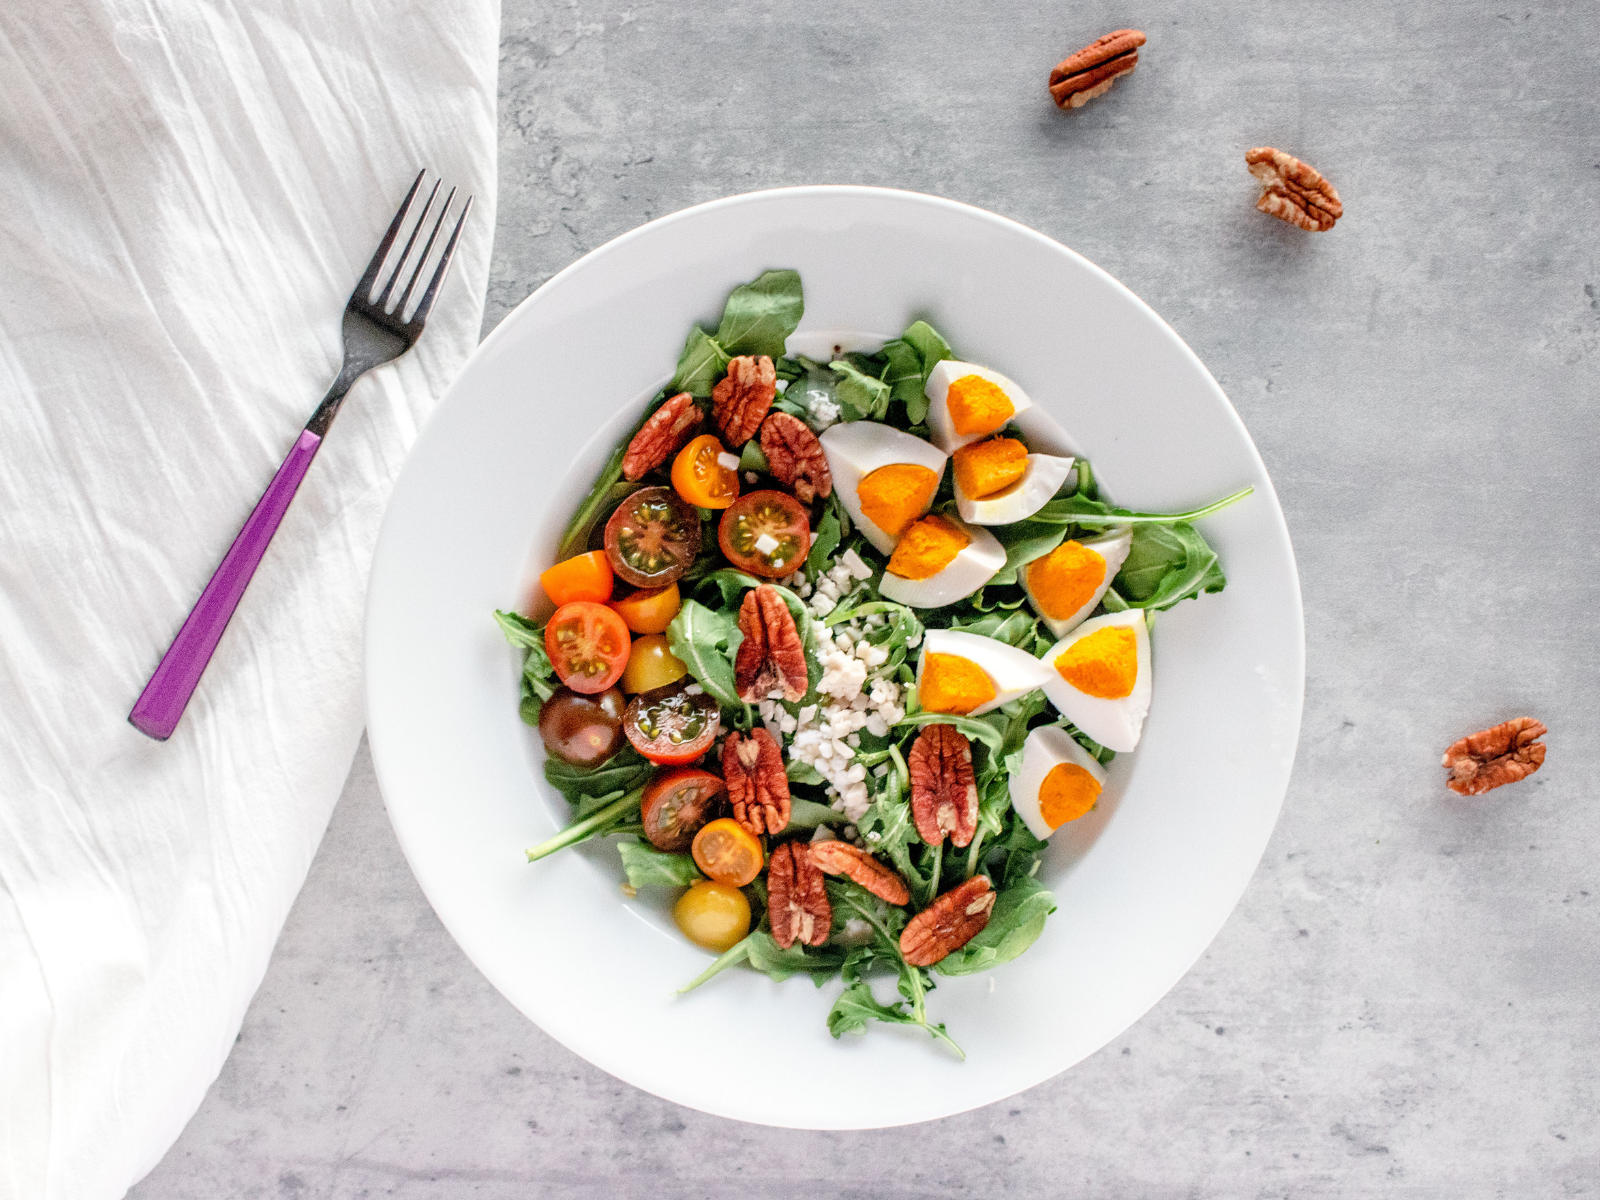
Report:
640,767,726,852
604,486,702,588
544,601,631,694
717,490,810,579
623,686,720,765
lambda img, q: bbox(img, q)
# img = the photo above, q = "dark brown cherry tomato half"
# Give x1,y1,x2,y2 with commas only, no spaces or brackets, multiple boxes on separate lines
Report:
543,601,631,694
537,686,625,767
640,766,726,852
623,685,720,765
718,489,810,579
604,486,702,588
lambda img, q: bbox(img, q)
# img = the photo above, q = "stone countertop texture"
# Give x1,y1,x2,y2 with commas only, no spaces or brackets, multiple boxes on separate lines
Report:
131,1,1599,1197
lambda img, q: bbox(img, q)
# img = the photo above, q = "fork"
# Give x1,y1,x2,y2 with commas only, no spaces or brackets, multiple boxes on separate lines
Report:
129,170,472,741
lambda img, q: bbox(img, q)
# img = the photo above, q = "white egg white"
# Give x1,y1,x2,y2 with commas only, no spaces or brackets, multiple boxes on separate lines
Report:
916,628,1055,718
819,421,947,555
878,516,1004,609
1009,405,1083,459
1021,528,1134,638
954,451,1075,526
924,361,1035,453
1010,726,1108,840
1040,609,1152,753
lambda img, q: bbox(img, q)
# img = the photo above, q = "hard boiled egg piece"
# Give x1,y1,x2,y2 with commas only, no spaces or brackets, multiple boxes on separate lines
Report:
951,437,1075,525
1010,726,1108,840
879,513,1004,608
1040,610,1151,753
819,421,947,555
924,361,1035,453
1022,528,1134,637
916,628,1054,718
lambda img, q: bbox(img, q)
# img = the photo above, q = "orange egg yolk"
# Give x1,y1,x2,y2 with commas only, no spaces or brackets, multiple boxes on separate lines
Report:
1039,761,1102,828
887,514,970,580
1053,625,1138,699
919,653,996,714
946,375,1015,436
858,463,940,538
1027,540,1108,620
952,437,1028,499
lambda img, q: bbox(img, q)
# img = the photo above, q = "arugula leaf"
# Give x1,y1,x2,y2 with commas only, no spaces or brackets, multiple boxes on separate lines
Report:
894,711,1006,753
746,930,845,983
525,784,647,862
1027,487,1253,528
494,610,558,724
738,439,770,474
675,936,751,994
934,876,1057,977
1112,522,1227,610
784,797,839,829
692,568,762,609
543,744,654,806
618,839,703,888
554,444,634,561
806,507,841,579
714,269,805,358
948,609,1037,648
830,359,892,421
670,326,731,397
666,599,744,709
876,337,926,411
785,759,827,786
902,319,952,373
994,815,1049,889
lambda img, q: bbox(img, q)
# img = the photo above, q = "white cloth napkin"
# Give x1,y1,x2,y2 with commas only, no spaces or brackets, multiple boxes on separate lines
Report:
0,2,498,1195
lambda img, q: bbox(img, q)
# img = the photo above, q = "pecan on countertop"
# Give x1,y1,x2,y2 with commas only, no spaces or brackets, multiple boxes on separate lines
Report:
1049,29,1146,110
1245,147,1343,233
734,584,808,703
1442,717,1547,796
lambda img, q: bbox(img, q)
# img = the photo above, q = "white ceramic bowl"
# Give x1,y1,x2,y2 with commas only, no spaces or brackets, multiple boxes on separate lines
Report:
365,186,1304,1129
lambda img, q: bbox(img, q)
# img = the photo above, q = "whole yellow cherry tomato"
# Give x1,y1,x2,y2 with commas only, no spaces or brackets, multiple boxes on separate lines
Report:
620,632,688,694
674,880,751,952
671,434,740,510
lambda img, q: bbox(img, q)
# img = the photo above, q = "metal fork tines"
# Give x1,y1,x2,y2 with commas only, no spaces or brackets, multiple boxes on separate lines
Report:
129,170,472,740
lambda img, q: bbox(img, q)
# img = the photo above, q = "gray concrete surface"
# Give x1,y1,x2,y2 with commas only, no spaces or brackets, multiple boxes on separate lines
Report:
130,1,1600,1196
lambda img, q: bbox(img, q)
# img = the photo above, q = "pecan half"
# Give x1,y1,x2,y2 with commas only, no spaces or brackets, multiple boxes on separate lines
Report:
759,412,832,504
907,723,979,848
767,842,833,949
1443,717,1547,796
1245,147,1343,233
723,727,791,835
622,392,703,481
900,876,996,967
1049,29,1146,110
734,585,808,704
711,355,777,447
810,840,910,907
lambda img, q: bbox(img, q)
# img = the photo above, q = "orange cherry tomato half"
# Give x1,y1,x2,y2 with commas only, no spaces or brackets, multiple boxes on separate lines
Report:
620,633,688,694
671,434,741,510
640,766,725,852
609,583,681,635
718,490,810,579
539,550,613,607
544,601,631,694
691,818,764,887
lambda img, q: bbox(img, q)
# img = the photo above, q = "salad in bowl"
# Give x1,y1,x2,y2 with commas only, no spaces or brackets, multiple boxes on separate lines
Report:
496,269,1249,1058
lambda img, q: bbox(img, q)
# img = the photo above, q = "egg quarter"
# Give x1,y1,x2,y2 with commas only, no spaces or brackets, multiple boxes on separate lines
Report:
953,447,1076,526
819,420,948,556
925,360,1036,453
1022,527,1134,637
879,514,1004,608
1040,609,1152,753
1010,725,1109,840
915,628,1055,718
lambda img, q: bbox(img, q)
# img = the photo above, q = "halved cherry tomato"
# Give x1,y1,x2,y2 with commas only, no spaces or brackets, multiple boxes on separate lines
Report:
539,550,613,607
718,490,810,578
623,685,720,764
641,767,725,851
604,486,702,588
537,686,625,766
609,583,681,635
671,434,740,510
674,881,750,952
621,633,688,694
544,601,631,694
691,818,764,887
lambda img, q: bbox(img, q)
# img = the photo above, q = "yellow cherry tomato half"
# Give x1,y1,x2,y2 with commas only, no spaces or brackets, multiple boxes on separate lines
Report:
674,880,751,953
609,583,681,635
539,550,613,607
691,818,764,887
620,632,688,694
671,434,740,510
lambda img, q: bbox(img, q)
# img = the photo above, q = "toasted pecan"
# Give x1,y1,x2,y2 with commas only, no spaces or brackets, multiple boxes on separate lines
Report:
723,727,791,835
1049,29,1146,109
900,876,996,967
622,392,702,481
767,842,832,948
1442,717,1547,796
1245,147,1343,233
734,585,808,703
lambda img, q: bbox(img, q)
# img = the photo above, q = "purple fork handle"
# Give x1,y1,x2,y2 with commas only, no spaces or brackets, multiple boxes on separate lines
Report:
129,429,323,740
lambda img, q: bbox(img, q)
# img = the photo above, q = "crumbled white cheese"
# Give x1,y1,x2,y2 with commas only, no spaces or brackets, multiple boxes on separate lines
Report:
840,548,873,580
775,378,789,393
717,452,741,471
744,471,760,484
753,532,780,555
